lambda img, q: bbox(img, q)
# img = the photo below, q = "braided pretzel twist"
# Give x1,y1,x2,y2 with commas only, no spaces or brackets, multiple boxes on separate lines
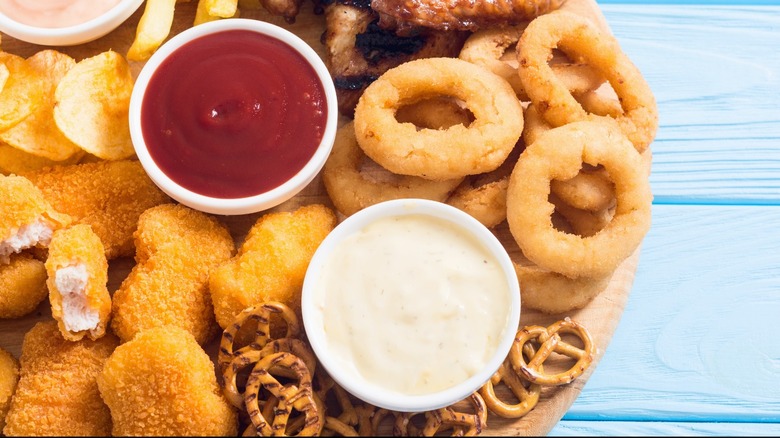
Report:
243,352,323,436
393,392,487,436
218,302,301,374
509,318,595,386
478,359,541,418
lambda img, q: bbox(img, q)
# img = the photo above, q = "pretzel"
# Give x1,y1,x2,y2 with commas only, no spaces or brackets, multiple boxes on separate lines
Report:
394,392,488,436
243,352,323,436
509,318,595,386
478,359,541,418
218,302,301,374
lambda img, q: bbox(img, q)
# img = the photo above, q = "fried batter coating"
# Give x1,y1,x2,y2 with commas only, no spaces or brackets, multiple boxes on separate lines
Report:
46,224,111,341
210,204,337,328
97,325,237,436
0,348,19,433
0,175,70,264
111,204,235,344
21,160,171,260
0,253,48,319
3,321,118,436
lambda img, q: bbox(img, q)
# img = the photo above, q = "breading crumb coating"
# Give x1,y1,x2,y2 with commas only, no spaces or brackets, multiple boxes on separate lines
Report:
209,204,337,329
0,253,48,319
0,348,19,433
22,160,171,260
97,325,238,436
3,321,117,436
111,204,235,345
46,224,112,341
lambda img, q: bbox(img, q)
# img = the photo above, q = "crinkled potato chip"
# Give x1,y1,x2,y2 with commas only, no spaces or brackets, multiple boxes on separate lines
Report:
0,142,84,175
0,53,47,132
53,51,135,161
0,64,9,92
0,50,82,161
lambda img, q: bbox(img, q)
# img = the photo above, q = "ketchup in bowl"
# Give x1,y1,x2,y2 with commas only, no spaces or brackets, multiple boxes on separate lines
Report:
130,19,338,215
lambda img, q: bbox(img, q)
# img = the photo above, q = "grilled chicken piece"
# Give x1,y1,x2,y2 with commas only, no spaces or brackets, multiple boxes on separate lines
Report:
318,0,468,116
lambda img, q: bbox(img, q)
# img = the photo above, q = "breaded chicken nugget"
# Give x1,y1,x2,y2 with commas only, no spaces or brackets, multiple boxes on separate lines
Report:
3,321,117,436
210,204,337,328
21,160,170,260
0,253,48,319
0,175,70,264
0,348,19,433
46,224,111,341
97,325,237,436
111,204,235,344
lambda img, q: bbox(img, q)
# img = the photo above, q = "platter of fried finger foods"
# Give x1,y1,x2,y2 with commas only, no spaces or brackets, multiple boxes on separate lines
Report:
0,0,658,435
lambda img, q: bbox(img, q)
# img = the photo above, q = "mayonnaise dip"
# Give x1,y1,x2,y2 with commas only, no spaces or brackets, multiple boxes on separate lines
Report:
311,214,514,396
0,0,121,28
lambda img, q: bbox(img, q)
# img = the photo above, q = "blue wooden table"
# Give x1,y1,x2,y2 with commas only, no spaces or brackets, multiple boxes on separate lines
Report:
550,1,780,435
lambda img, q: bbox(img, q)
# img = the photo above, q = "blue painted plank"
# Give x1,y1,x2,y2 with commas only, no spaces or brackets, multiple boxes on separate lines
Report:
562,204,780,422
550,420,780,436
600,5,780,204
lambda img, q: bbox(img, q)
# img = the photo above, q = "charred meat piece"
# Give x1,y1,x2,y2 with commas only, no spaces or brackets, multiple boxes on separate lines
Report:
371,0,567,32
319,0,468,116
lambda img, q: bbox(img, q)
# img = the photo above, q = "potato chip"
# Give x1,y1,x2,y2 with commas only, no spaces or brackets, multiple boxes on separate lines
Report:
0,64,9,93
194,0,239,25
127,0,177,62
53,51,135,161
0,50,82,161
0,53,47,132
0,142,84,175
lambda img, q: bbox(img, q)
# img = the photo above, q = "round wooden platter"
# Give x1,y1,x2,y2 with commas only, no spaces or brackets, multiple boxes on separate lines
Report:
0,1,640,436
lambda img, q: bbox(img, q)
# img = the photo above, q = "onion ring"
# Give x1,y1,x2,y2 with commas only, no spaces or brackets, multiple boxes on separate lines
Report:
514,262,613,314
506,120,652,279
445,141,524,228
353,57,524,180
459,24,603,101
322,122,463,217
517,11,658,152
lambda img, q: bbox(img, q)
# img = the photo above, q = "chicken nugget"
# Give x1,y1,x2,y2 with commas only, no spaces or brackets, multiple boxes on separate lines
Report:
21,160,171,260
97,325,237,436
0,348,19,433
0,253,48,319
210,204,337,328
46,224,111,341
111,204,235,344
3,321,117,436
0,175,70,264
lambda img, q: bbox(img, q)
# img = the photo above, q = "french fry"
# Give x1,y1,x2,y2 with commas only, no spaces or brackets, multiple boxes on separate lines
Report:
205,0,238,17
194,0,239,26
127,0,177,62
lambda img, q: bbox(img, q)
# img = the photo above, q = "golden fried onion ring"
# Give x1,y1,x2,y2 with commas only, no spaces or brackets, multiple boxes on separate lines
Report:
354,57,524,181
322,122,463,217
506,121,652,279
459,23,603,101
517,11,658,152
514,262,613,314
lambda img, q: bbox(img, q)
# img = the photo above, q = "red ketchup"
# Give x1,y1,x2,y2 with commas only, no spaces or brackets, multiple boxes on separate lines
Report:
141,29,327,199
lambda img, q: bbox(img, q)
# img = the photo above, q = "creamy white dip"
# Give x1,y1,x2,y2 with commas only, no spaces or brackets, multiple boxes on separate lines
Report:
312,214,513,396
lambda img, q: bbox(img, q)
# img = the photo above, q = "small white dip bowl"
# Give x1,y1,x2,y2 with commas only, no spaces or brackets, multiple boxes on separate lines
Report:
302,199,521,412
0,0,144,46
129,18,338,216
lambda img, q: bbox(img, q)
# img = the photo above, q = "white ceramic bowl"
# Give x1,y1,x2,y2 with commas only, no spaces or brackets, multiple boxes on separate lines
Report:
129,19,338,216
301,199,521,412
0,0,144,46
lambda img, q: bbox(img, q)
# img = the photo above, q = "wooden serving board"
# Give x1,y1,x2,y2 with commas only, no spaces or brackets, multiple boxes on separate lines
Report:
0,0,639,436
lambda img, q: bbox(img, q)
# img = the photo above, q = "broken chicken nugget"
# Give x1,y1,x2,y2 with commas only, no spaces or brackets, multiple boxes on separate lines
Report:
0,174,70,264
46,224,111,341
111,204,235,344
97,325,237,436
